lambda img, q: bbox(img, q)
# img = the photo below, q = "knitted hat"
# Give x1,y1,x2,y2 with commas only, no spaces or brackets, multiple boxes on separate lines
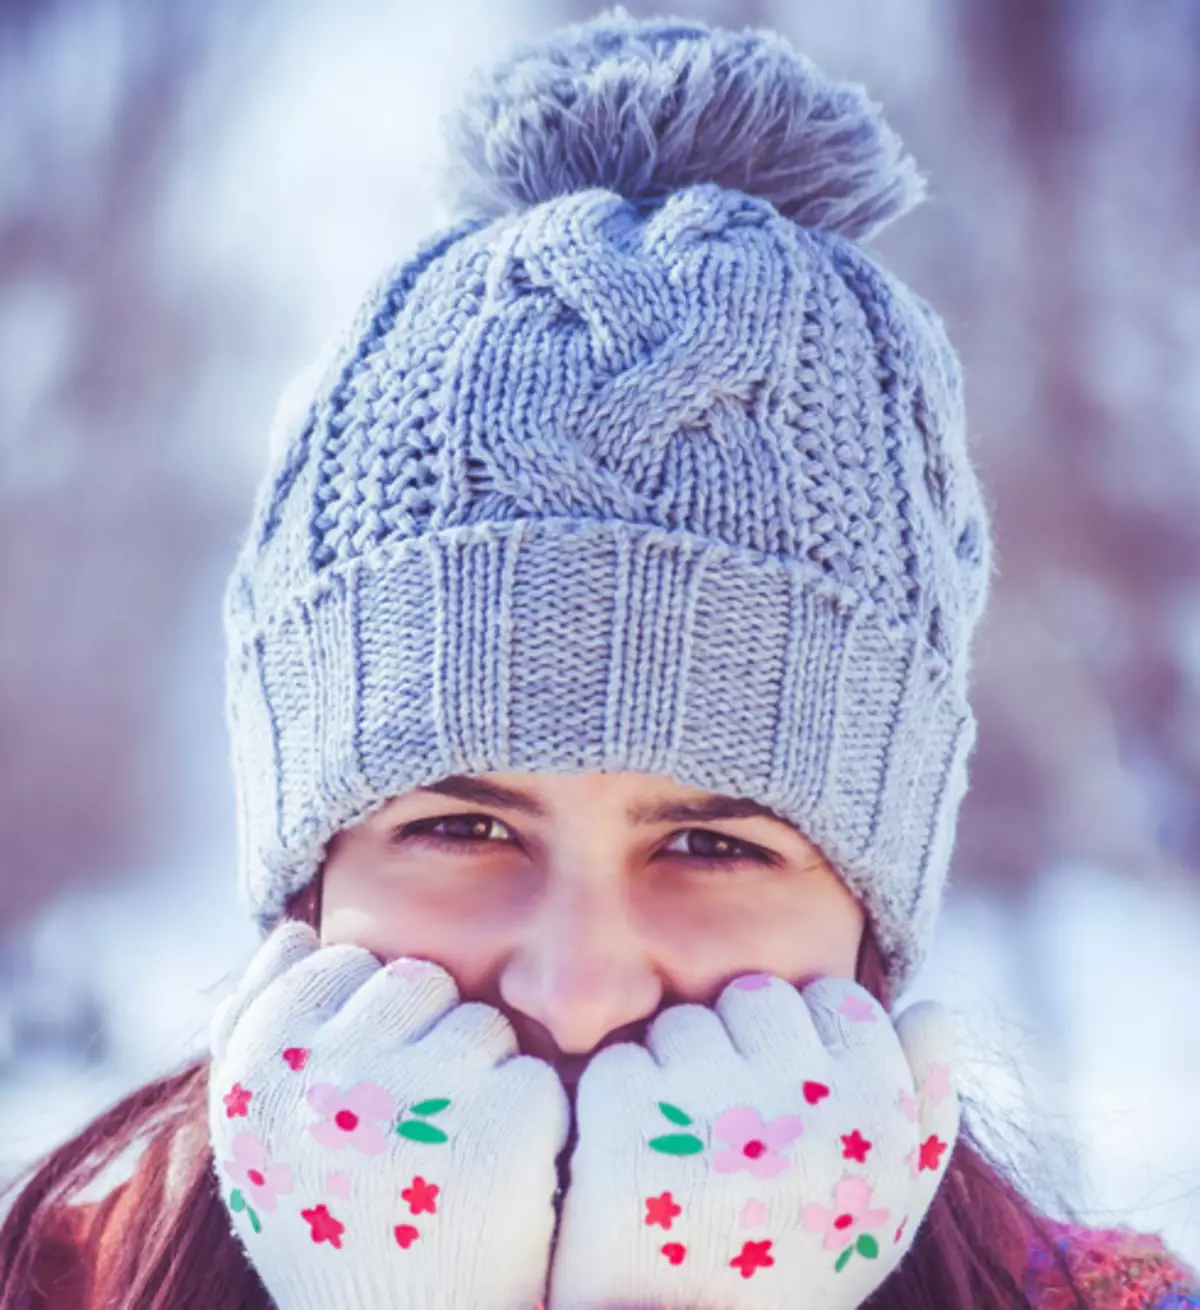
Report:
222,6,994,1001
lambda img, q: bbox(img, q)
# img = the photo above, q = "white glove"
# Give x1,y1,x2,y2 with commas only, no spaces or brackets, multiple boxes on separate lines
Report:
548,973,959,1310
207,921,569,1310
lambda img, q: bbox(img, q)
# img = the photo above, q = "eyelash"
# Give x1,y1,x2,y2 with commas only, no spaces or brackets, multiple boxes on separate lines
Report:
396,813,780,873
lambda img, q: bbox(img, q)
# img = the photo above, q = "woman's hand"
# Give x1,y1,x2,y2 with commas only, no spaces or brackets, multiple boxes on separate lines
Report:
547,974,959,1310
207,921,568,1310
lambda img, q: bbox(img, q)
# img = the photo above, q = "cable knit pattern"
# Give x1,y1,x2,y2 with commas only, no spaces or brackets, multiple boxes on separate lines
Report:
222,8,994,1000
1025,1221,1200,1309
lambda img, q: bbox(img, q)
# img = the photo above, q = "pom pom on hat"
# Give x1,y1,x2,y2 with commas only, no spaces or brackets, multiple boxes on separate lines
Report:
225,5,991,1002
439,3,927,241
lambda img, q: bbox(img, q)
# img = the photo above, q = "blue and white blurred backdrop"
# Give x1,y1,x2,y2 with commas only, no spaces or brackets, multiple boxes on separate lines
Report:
1,0,1197,1261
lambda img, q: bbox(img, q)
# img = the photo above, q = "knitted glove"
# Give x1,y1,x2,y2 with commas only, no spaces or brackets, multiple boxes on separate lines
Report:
207,921,569,1310
547,974,959,1310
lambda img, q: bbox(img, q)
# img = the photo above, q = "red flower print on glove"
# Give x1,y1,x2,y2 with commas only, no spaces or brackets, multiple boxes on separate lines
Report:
730,1239,774,1279
207,921,572,1309
302,1203,345,1249
908,1133,950,1176
547,975,961,1310
307,1080,397,1156
224,1082,252,1117
401,1176,440,1215
645,1192,682,1229
710,1106,804,1179
841,1129,872,1162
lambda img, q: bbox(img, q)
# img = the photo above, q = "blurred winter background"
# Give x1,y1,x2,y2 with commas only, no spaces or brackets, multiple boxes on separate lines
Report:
2,0,1198,1266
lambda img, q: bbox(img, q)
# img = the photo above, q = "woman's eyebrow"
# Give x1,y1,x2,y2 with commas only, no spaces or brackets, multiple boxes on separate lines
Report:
415,775,802,837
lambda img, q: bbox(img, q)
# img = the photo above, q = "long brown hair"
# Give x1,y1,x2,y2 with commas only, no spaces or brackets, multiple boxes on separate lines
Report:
0,873,1090,1309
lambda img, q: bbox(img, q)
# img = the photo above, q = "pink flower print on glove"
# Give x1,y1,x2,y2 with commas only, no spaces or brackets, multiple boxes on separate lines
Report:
308,1080,397,1155
207,923,570,1310
548,976,961,1310
387,957,436,981
223,1132,294,1213
802,1176,890,1253
836,993,880,1024
711,1106,804,1179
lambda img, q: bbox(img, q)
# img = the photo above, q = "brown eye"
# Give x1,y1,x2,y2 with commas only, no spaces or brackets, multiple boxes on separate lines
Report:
662,829,779,872
397,813,515,852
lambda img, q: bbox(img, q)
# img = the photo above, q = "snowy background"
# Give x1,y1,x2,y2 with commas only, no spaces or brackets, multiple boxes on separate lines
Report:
2,0,1198,1269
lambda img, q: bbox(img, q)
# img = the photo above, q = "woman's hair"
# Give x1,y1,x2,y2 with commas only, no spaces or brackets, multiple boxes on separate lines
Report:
0,873,1091,1310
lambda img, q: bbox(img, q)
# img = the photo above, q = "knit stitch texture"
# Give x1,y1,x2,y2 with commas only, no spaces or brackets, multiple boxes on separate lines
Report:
222,7,994,1000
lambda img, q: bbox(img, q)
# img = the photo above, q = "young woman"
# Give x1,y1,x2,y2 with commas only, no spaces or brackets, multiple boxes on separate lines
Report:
2,8,1196,1308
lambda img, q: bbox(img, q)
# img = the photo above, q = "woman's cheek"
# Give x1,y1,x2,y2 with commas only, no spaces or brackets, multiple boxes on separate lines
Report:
320,865,524,983
637,879,863,986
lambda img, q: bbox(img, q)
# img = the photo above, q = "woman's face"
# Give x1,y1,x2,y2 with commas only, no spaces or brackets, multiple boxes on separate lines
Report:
320,770,864,1094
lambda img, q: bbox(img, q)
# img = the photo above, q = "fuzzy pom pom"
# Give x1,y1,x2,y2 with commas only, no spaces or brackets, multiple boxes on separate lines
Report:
439,5,926,241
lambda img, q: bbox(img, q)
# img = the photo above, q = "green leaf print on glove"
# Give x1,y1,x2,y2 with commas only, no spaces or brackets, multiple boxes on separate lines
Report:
396,1097,453,1144
222,1130,293,1235
802,1176,890,1272
649,1101,705,1156
206,922,570,1310
229,1188,263,1234
548,973,961,1310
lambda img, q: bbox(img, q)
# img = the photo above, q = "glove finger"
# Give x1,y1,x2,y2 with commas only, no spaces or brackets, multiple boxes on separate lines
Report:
802,977,915,1103
208,920,318,1063
486,1054,571,1154
573,1040,656,1128
893,999,960,1220
409,1000,520,1076
894,999,960,1133
230,941,381,1059
713,972,827,1066
316,955,460,1053
645,1002,732,1067
801,976,892,1052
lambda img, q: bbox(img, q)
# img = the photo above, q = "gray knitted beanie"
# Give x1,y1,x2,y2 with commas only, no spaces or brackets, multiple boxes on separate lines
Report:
222,6,994,1001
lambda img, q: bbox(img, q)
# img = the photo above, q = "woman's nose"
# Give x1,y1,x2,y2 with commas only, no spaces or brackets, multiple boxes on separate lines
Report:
497,876,661,1055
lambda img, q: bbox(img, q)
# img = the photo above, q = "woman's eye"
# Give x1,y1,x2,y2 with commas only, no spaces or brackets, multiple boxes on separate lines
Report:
402,813,514,851
662,828,775,870
395,815,778,873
